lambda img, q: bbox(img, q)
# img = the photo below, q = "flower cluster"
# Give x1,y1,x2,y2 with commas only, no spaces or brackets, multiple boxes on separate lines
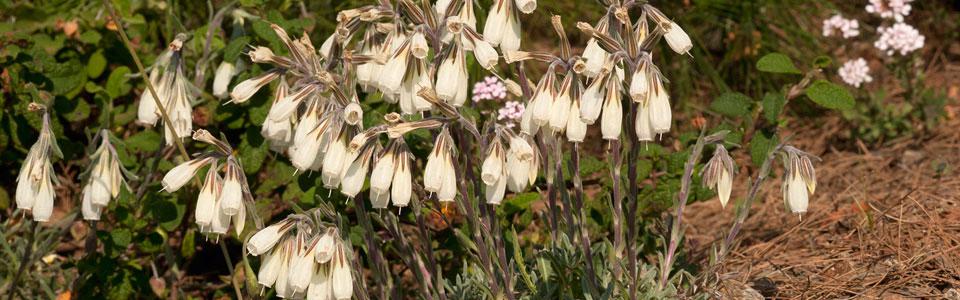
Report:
15,103,62,222
874,22,925,56
496,101,524,127
137,35,195,146
80,130,135,220
248,216,354,299
472,76,508,102
838,58,874,88
161,130,253,238
822,14,860,38
866,0,913,22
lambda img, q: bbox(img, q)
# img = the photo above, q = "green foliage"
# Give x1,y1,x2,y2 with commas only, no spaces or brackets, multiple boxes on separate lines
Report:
806,80,855,110
710,92,753,117
756,53,802,75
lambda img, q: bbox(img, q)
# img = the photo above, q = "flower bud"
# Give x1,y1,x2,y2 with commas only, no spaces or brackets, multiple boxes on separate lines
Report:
162,156,213,192
391,152,412,208
314,228,337,263
379,41,410,94
635,103,654,142
437,159,458,202
516,0,537,14
257,241,285,287
473,39,500,70
481,141,505,185
213,61,236,98
548,77,573,132
579,75,605,124
230,71,280,104
600,82,622,140
340,147,373,198
195,162,221,230
485,172,508,205
322,136,348,188
500,8,522,52
482,0,509,46
566,100,587,142
247,220,288,256
664,22,693,55
248,46,276,64
629,61,649,102
649,78,672,134
331,244,354,299
81,186,102,221
288,242,317,294
32,177,55,222
219,162,244,216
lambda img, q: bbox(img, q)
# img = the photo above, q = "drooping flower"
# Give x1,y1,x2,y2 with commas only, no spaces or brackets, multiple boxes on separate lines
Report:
250,216,354,300
781,146,818,217
161,129,253,238
137,37,195,146
80,130,135,221
213,61,238,98
838,58,873,88
701,145,736,208
16,104,62,222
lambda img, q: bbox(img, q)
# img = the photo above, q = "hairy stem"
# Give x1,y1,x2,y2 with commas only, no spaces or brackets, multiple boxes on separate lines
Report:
659,127,710,288
6,221,38,300
570,143,598,295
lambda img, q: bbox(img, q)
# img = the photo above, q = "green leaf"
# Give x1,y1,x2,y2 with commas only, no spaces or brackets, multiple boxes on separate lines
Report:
55,98,91,122
812,56,832,68
223,36,251,63
79,30,102,45
87,50,107,78
749,131,778,167
47,59,87,96
762,92,786,123
181,229,197,258
805,80,855,110
756,53,801,74
710,92,752,117
125,130,162,153
110,228,132,248
105,66,131,100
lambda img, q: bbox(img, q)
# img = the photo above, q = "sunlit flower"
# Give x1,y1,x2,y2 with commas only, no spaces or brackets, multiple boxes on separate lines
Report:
875,22,924,56
822,14,860,38
866,0,913,22
472,76,508,102
838,58,873,88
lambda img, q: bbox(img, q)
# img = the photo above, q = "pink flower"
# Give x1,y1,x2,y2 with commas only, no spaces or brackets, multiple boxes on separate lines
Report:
497,101,524,128
472,76,508,102
874,23,924,56
822,14,860,38
838,58,873,88
866,0,913,22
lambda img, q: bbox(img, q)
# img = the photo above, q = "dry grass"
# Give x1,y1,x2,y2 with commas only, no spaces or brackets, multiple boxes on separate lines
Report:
684,110,960,298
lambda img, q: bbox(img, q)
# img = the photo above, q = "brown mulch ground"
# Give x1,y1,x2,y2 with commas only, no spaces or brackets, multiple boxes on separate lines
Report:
684,107,960,298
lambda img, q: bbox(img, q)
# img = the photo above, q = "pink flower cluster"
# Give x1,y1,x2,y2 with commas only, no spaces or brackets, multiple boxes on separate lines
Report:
874,23,925,56
497,101,524,128
822,14,860,38
866,0,913,22
472,76,507,102
839,58,873,88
